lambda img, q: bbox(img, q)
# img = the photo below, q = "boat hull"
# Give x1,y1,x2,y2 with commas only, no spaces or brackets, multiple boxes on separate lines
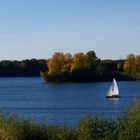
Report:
106,95,120,98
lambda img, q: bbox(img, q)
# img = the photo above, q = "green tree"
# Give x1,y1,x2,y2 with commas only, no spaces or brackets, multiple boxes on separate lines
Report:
85,51,98,70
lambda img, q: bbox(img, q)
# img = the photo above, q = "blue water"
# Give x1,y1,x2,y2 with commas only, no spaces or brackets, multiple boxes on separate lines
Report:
0,77,139,125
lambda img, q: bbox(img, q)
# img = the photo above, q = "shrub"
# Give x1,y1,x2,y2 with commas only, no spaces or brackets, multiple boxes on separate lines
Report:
0,101,140,140
118,101,140,140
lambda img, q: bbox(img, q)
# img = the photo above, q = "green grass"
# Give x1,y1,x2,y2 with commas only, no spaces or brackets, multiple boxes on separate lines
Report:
0,101,140,140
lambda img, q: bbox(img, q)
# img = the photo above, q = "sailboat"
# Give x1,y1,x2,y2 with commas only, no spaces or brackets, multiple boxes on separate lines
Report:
106,78,120,98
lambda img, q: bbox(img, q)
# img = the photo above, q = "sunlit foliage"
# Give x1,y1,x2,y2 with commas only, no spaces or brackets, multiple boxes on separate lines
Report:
124,54,140,79
48,52,66,77
45,51,100,82
71,53,86,72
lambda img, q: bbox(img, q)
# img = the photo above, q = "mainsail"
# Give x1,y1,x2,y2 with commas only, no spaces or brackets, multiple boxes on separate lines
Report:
106,79,119,97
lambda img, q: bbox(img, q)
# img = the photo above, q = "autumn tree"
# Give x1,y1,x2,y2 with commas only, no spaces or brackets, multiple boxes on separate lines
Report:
135,55,140,72
42,51,140,82
124,54,135,74
63,53,72,72
71,53,86,72
48,52,65,77
124,54,140,79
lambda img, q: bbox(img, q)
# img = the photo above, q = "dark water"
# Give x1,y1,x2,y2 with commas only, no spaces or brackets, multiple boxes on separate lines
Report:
0,78,139,125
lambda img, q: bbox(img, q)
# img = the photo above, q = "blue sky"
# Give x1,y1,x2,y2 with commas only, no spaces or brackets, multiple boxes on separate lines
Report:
0,0,140,60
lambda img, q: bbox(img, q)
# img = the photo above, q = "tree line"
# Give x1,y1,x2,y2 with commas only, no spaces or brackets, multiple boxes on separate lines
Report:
40,51,140,82
0,59,47,77
0,51,139,81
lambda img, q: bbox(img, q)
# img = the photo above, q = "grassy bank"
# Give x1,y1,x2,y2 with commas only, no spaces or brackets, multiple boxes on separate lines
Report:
0,101,140,140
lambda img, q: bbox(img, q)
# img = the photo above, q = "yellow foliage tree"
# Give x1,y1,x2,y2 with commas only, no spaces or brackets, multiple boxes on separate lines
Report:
71,53,86,71
135,55,140,72
63,53,72,72
48,52,65,76
124,54,140,79
124,54,135,73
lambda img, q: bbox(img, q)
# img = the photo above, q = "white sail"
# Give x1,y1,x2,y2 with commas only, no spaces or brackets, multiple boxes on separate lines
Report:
113,79,119,95
106,79,119,97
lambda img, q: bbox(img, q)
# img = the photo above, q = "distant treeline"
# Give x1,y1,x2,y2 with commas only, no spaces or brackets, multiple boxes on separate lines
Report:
40,51,140,82
0,59,47,77
0,51,139,81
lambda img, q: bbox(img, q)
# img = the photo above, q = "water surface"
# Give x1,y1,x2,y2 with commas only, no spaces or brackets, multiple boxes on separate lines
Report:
0,78,139,125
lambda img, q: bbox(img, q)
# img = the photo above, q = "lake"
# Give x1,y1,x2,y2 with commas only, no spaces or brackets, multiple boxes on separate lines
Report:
0,77,139,126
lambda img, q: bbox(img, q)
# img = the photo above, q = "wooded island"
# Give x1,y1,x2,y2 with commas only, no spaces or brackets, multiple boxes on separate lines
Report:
40,51,140,82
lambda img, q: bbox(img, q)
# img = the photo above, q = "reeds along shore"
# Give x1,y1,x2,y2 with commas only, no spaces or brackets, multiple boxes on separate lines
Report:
0,101,140,140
